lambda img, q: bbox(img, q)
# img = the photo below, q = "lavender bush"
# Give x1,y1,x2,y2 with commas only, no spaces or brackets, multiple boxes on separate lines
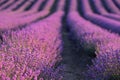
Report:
0,11,64,80
85,47,120,80
67,11,120,80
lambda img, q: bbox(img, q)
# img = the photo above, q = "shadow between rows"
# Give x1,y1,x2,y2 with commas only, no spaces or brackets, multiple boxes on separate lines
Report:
60,0,94,79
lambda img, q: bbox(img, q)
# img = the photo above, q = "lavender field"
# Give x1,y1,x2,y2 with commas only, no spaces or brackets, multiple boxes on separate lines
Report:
0,0,120,80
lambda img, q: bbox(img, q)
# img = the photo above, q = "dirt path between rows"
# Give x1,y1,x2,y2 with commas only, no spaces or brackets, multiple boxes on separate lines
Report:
60,20,93,80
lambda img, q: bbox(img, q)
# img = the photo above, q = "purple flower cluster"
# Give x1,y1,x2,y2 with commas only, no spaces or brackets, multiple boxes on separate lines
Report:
67,11,120,79
85,49,120,80
0,11,64,80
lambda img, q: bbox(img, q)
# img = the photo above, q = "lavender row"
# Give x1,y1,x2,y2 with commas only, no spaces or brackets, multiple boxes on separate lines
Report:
0,0,9,7
1,0,52,13
27,0,44,12
57,0,65,11
0,0,25,14
1,0,65,17
81,0,120,34
103,13,120,21
7,0,53,17
0,0,15,10
68,0,120,79
0,0,44,17
67,11,120,80
0,0,5,3
11,0,27,11
0,10,49,31
14,0,35,12
84,13,120,34
23,0,38,11
91,0,108,14
13,0,54,17
81,0,93,14
0,11,64,80
43,0,55,11
0,0,54,17
0,0,66,31
102,0,120,14
69,0,77,11
91,0,120,21
0,0,8,7
5,0,25,11
82,0,120,21
113,0,120,9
